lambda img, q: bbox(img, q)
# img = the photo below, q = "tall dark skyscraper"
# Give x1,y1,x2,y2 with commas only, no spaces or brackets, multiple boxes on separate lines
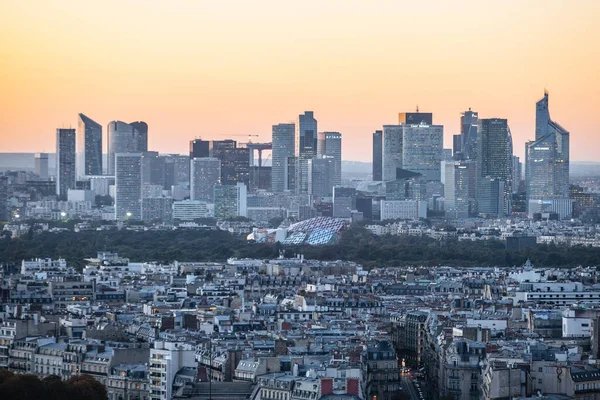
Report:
372,130,382,181
107,121,148,175
56,128,76,199
295,111,317,194
189,139,211,159
272,123,295,192
526,91,570,215
477,118,511,215
459,108,479,160
76,113,102,178
129,121,148,152
211,140,250,185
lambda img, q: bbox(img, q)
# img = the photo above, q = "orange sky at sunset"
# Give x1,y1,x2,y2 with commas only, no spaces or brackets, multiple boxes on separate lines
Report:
1,1,599,162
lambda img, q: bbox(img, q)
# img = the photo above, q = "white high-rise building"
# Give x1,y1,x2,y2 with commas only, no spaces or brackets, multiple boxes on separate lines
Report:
190,157,221,202
115,153,142,220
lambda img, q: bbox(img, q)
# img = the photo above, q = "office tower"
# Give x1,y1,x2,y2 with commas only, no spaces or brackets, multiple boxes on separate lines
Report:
209,140,250,185
526,91,570,215
478,177,505,217
115,153,142,220
308,156,336,198
452,134,463,159
478,118,511,216
317,131,342,187
512,155,522,193
56,128,76,199
214,183,247,219
398,112,433,125
35,153,49,180
333,187,356,218
76,113,102,179
0,176,8,221
295,111,318,194
460,108,479,160
382,125,404,181
249,165,271,191
372,130,383,181
189,139,210,159
402,124,443,181
272,123,295,192
141,151,165,187
107,120,148,175
129,121,148,152
142,197,173,223
285,156,296,192
442,160,477,219
190,157,221,202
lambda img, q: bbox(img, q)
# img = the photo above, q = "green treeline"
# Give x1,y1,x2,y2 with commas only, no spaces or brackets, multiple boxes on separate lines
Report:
0,371,108,400
1,226,600,269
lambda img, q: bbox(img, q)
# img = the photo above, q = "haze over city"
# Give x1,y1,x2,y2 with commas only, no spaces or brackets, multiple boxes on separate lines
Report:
1,0,599,161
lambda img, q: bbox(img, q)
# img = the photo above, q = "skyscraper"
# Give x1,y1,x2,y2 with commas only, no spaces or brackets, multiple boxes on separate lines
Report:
459,108,478,160
141,151,166,187
190,157,221,202
441,160,477,219
214,183,247,219
308,156,336,198
477,118,512,215
0,176,8,222
209,140,250,185
76,113,102,179
189,139,210,158
129,121,148,152
372,130,383,181
295,111,318,194
35,153,49,180
526,91,570,215
115,153,143,220
381,125,404,181
401,124,443,181
272,123,295,192
56,128,76,199
317,131,342,187
107,121,148,175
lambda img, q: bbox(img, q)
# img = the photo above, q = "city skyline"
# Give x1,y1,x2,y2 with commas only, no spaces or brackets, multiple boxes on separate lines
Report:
1,1,599,162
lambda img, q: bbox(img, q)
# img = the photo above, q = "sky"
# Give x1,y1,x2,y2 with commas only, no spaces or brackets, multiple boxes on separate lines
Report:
0,1,599,162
